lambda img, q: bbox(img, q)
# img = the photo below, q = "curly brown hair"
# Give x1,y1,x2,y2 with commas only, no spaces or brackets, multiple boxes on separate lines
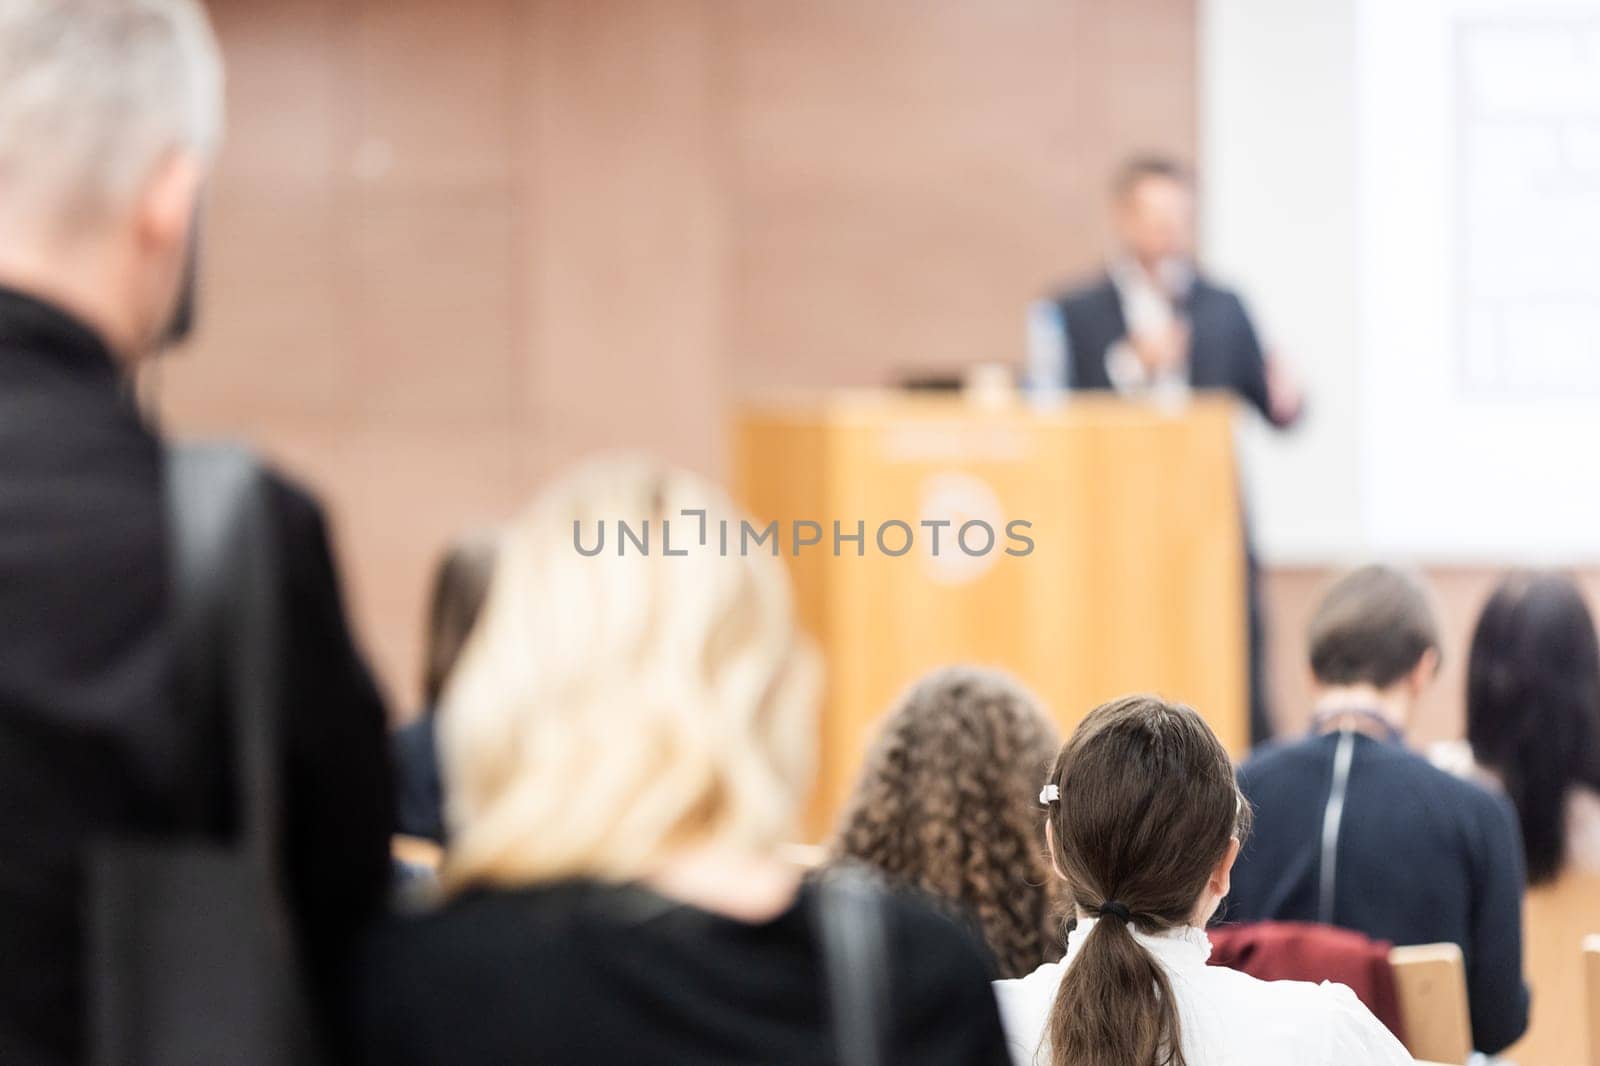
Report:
829,666,1064,978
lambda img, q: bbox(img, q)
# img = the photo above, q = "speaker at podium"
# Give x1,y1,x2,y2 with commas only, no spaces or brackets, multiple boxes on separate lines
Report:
733,390,1247,837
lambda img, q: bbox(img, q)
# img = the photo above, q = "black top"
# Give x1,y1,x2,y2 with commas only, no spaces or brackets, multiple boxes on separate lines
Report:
356,879,1012,1066
1226,730,1530,1054
0,287,394,1065
392,713,444,844
1052,274,1293,427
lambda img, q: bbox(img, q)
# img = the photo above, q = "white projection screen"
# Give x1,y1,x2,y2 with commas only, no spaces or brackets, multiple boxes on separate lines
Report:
1357,0,1600,560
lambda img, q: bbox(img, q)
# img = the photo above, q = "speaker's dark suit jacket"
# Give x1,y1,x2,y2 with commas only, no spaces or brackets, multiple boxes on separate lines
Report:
0,287,393,1066
1052,274,1294,428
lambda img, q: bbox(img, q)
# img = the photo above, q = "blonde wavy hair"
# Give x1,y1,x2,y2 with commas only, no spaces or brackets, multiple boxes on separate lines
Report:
830,666,1064,977
438,457,820,890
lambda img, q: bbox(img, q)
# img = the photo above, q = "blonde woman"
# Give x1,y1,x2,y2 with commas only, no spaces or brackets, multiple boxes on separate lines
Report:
357,458,1010,1066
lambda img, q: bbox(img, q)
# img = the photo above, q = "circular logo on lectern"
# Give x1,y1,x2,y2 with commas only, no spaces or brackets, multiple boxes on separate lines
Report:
919,472,1004,586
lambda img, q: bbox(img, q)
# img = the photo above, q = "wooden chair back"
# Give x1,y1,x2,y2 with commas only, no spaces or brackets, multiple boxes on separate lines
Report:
1390,942,1472,1065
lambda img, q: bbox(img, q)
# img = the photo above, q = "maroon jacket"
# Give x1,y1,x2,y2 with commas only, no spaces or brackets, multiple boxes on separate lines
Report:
1208,920,1405,1043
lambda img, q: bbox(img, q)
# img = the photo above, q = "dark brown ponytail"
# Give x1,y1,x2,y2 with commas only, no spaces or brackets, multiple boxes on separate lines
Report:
1041,696,1250,1066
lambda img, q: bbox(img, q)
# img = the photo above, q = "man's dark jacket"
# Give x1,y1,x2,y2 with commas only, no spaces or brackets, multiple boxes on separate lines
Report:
1227,730,1531,1054
1051,274,1284,426
0,287,393,1065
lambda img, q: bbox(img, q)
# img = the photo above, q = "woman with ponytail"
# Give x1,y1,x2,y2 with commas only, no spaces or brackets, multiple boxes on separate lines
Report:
993,695,1411,1066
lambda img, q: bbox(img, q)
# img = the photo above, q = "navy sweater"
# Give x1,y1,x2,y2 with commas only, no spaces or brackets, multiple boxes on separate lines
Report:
1226,731,1530,1055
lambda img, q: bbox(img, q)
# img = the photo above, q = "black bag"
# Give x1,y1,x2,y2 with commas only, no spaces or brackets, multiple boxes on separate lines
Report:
815,867,891,1066
85,444,327,1066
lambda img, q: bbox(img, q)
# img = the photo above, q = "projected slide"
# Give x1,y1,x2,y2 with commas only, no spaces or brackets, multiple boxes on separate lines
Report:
1358,0,1600,559
1457,17,1600,395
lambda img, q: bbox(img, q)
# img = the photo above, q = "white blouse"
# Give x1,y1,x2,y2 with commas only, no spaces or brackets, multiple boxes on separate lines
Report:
992,918,1414,1066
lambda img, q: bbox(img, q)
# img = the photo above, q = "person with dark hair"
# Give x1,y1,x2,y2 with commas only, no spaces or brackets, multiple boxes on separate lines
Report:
1447,573,1600,885
392,532,498,844
994,695,1408,1066
830,666,1063,978
1028,155,1304,747
1227,564,1531,1055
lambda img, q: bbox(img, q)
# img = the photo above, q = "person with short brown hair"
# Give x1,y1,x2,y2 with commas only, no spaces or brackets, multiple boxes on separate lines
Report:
1305,564,1441,691
1227,564,1530,1055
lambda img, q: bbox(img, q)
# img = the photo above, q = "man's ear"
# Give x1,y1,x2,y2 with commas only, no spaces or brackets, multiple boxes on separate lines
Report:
1408,647,1441,698
135,151,203,257
1210,836,1241,900
1303,662,1321,694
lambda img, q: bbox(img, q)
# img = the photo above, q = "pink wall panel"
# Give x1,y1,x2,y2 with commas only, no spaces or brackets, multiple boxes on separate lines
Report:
166,0,1199,714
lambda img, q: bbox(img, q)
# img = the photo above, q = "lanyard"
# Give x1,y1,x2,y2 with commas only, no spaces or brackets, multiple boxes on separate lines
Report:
1317,731,1358,926
1309,707,1405,746
1308,712,1403,924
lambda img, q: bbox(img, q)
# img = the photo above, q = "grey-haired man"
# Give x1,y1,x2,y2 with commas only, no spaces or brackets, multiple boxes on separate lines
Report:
0,3,391,1062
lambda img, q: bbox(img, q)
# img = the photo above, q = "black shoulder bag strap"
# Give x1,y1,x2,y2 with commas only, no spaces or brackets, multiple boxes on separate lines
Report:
166,444,283,871
87,443,325,1066
815,868,891,1066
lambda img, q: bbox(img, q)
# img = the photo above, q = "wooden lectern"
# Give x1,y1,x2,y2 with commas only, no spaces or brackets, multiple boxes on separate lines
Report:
733,391,1247,838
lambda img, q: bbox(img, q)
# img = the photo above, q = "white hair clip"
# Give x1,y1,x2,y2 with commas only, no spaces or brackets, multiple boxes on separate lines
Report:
1039,783,1060,805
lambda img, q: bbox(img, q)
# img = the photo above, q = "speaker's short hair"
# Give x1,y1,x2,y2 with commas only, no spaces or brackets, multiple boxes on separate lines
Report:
1112,154,1192,198
1308,565,1441,688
